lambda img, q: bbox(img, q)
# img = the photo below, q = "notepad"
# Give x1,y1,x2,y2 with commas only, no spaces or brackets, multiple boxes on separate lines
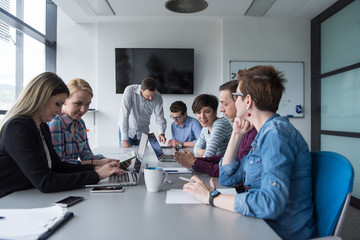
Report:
166,188,237,204
0,205,73,240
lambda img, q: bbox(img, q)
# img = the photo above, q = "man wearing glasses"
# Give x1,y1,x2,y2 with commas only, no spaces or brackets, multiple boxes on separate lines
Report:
167,101,202,149
174,80,257,177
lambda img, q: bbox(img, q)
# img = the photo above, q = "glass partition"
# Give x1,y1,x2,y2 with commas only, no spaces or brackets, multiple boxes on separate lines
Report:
321,0,360,73
321,68,360,132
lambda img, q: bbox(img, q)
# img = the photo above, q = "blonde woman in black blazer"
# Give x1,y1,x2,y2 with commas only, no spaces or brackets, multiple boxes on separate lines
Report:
0,72,124,198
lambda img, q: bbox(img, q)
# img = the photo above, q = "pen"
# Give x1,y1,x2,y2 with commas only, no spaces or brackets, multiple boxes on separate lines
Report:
165,170,178,173
179,177,193,182
0,216,5,219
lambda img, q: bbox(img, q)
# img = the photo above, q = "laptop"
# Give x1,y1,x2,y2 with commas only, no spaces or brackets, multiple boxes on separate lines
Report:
147,134,176,162
85,133,148,187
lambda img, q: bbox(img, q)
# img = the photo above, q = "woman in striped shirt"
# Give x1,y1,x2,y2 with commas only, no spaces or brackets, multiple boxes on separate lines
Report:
192,94,232,157
49,78,129,168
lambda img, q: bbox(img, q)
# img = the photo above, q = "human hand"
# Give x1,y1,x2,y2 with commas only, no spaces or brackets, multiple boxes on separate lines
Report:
121,140,131,148
196,149,205,158
93,158,118,166
95,161,125,180
167,139,179,147
183,176,216,204
120,159,132,170
233,117,253,135
174,149,196,168
158,134,166,144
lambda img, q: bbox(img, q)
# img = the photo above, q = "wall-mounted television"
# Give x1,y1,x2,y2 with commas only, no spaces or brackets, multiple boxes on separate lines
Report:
115,48,194,94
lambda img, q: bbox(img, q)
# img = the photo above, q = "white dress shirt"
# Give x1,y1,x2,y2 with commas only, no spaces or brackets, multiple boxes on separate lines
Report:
118,84,167,140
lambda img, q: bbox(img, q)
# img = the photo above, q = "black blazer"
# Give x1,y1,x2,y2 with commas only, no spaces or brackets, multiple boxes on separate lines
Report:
0,116,99,198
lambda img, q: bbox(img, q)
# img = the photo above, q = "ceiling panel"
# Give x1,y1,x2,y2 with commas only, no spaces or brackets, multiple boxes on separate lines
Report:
53,0,337,23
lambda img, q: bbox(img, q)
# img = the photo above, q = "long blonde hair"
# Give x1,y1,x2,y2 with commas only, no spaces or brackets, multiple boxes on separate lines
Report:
67,78,93,97
0,72,69,132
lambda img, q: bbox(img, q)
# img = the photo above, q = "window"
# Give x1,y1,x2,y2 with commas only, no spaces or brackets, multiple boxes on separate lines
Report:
0,0,56,117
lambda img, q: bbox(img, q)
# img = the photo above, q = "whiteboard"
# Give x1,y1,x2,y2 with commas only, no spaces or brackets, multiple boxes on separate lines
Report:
229,61,304,117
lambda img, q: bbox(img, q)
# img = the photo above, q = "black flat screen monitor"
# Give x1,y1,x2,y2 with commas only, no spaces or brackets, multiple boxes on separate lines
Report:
115,48,194,94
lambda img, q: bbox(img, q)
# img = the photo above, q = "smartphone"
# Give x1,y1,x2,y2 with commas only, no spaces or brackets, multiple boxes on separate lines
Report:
175,146,184,153
90,186,124,193
54,196,84,207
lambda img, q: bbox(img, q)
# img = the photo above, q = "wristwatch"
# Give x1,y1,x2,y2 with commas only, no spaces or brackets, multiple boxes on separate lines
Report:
179,142,184,149
209,190,221,207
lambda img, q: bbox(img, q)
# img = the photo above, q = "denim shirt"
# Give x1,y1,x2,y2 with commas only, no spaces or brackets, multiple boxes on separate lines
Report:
219,114,315,240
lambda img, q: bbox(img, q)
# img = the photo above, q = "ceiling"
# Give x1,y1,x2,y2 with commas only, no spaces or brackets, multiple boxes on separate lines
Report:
52,0,337,23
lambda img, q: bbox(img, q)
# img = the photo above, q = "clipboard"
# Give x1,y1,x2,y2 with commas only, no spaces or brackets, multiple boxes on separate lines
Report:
0,206,74,240
38,212,74,240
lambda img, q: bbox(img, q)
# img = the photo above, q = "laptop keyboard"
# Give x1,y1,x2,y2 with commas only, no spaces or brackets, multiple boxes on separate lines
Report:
160,155,176,162
131,172,138,182
109,173,128,183
108,172,138,183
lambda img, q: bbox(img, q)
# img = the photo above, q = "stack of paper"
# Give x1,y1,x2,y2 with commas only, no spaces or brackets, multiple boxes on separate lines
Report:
0,205,72,240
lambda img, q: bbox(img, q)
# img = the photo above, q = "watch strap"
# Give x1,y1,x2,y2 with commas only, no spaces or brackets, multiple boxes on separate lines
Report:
209,190,221,207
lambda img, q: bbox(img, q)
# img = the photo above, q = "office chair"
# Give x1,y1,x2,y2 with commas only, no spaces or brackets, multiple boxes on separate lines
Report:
311,151,354,238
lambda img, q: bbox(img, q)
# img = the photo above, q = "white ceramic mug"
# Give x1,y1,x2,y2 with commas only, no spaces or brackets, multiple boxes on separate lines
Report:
144,167,168,192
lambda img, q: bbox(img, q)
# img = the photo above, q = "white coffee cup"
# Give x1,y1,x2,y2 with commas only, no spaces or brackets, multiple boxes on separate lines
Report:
144,167,168,192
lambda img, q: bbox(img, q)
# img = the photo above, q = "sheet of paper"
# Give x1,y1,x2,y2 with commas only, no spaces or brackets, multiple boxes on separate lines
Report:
166,188,236,204
0,205,67,239
163,167,192,174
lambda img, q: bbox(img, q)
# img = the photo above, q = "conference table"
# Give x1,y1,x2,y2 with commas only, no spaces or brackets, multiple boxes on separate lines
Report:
0,146,281,240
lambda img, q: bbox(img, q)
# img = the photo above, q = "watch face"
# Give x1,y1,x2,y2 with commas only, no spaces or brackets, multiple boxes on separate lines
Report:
211,190,220,196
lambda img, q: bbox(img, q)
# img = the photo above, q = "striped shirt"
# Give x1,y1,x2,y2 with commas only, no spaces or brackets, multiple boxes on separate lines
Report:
48,113,104,164
194,117,232,157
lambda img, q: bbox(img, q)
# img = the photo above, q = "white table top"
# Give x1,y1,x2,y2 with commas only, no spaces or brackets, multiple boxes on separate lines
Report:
0,146,281,240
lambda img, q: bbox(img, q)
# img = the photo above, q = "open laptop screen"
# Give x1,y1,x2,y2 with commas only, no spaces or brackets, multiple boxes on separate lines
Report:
147,135,164,158
137,133,148,161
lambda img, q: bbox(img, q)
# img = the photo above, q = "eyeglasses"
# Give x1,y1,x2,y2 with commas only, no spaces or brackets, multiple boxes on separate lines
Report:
232,92,245,101
232,92,258,102
170,114,184,120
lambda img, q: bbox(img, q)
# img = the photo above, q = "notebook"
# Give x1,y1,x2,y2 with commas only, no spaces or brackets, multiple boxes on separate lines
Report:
85,133,148,187
147,134,176,162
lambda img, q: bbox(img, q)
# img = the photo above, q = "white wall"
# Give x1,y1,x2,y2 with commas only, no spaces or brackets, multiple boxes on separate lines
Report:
222,17,311,144
57,9,312,148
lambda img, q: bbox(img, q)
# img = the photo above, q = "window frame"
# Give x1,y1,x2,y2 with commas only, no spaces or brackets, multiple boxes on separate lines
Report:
0,0,56,113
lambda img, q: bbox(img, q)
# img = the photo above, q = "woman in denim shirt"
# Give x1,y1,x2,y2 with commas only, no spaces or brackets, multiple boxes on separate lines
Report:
183,65,315,240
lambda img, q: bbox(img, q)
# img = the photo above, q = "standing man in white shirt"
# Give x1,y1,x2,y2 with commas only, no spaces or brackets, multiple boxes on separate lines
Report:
118,77,167,148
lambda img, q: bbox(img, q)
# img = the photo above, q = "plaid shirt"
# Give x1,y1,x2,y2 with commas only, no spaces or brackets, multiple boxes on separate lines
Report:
48,113,104,164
